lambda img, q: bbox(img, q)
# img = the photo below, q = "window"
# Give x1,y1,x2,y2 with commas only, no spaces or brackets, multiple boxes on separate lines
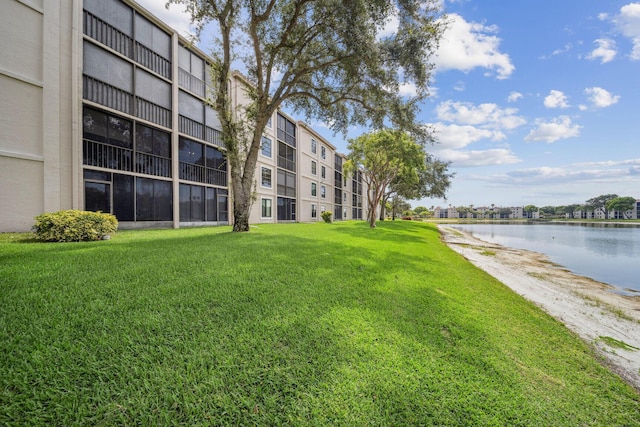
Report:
321,205,326,213
179,187,227,222
261,167,272,188
85,182,111,215
311,182,317,197
277,169,296,197
321,146,326,160
136,178,172,221
277,141,296,172
311,139,317,154
277,197,296,221
179,137,227,186
277,113,296,147
321,185,326,199
321,166,326,179
266,116,272,128
311,161,317,175
311,204,317,218
261,198,272,218
261,136,272,157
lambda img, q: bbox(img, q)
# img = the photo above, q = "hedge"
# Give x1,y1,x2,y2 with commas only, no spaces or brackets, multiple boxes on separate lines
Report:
32,210,118,242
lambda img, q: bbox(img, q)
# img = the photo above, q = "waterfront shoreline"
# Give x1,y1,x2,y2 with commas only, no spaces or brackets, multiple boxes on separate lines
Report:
438,225,640,391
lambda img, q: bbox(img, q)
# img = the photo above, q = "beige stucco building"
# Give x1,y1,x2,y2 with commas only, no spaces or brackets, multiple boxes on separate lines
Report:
1,0,365,232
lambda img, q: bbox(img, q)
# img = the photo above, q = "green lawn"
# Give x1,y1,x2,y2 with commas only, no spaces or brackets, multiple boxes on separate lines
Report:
1,221,638,426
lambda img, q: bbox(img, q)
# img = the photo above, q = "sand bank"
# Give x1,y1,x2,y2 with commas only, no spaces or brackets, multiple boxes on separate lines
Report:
438,225,640,391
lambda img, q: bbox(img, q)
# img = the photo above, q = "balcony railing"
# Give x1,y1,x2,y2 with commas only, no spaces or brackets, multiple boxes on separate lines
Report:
178,68,205,98
83,76,133,115
84,139,171,178
83,139,133,172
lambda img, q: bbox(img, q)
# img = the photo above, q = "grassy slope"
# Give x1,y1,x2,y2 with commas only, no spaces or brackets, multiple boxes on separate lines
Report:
0,221,638,426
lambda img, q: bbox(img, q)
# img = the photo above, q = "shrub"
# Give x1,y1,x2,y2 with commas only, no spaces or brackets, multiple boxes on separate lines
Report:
321,211,333,223
33,210,118,242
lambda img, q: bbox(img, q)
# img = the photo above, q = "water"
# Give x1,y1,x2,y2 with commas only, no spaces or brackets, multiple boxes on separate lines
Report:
448,223,640,293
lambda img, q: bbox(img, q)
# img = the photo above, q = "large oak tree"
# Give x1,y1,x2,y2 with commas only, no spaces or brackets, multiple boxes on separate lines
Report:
169,0,444,231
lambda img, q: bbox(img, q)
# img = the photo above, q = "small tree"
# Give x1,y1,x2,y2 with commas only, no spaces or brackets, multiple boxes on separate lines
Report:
586,194,618,219
606,196,636,219
524,204,537,218
346,129,426,228
414,206,428,216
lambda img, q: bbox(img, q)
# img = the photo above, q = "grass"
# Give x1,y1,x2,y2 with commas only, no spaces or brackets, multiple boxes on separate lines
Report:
1,221,639,426
598,336,640,352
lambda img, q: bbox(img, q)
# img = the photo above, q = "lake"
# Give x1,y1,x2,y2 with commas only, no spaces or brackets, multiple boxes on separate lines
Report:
447,222,640,294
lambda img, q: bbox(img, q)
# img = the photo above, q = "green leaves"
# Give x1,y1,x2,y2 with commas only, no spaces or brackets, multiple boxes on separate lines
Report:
32,210,118,242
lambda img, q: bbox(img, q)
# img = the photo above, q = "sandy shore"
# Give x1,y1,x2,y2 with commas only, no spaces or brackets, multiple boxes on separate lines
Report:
438,225,640,391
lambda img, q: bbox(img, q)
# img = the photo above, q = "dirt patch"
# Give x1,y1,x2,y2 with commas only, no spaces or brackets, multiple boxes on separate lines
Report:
438,225,640,391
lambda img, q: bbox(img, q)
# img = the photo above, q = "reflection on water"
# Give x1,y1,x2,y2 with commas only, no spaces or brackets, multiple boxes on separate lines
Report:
449,223,640,292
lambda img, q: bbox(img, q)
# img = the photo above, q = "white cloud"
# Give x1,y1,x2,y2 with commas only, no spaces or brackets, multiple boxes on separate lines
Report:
435,148,520,167
614,3,640,60
434,13,515,79
432,123,504,149
435,100,526,130
135,0,194,37
399,82,419,97
584,87,620,108
544,90,570,109
378,10,400,39
507,91,523,102
525,116,581,143
586,38,617,63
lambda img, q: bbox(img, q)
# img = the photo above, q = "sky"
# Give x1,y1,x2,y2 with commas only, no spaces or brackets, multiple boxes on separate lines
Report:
137,0,640,209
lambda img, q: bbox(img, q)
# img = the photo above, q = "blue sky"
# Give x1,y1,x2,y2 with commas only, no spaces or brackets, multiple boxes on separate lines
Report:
138,0,640,209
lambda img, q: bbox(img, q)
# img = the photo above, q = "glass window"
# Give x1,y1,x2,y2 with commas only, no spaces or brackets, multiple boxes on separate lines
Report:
113,174,134,221
85,182,110,214
218,189,229,222
311,182,317,197
311,139,317,154
321,185,326,198
136,124,170,157
277,170,296,197
311,161,316,175
277,197,296,221
321,146,326,160
261,167,272,188
179,138,204,165
321,166,326,179
136,177,172,221
262,198,272,218
311,204,317,218
83,108,108,143
277,113,296,147
261,136,272,157
206,187,217,221
206,146,226,171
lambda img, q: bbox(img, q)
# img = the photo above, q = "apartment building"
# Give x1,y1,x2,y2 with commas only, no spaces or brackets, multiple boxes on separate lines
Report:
1,0,366,232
